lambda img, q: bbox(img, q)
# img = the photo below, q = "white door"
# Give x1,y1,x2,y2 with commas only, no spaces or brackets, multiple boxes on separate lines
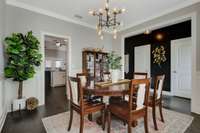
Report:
134,45,151,76
171,37,192,99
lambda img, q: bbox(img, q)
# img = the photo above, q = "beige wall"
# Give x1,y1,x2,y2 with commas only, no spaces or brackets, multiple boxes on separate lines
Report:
113,2,200,114
0,0,6,131
4,5,113,110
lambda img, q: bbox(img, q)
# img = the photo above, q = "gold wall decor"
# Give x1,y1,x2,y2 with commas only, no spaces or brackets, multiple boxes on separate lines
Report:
152,45,167,66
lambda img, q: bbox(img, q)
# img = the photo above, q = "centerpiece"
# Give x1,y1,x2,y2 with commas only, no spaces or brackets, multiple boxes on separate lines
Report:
107,52,122,82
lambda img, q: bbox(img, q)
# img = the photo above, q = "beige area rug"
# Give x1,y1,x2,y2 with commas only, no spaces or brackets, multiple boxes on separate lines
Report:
42,108,193,133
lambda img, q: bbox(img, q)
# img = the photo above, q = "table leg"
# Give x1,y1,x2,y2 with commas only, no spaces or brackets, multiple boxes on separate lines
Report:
96,104,108,125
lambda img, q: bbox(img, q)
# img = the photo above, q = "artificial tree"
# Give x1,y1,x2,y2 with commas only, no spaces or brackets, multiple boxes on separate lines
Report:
107,51,122,70
107,51,122,82
4,31,42,99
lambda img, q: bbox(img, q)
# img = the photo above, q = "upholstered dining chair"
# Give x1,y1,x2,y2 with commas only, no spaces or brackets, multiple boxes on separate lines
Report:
103,72,111,81
68,77,105,133
148,75,165,130
107,79,150,133
124,72,148,101
77,73,103,120
133,72,148,79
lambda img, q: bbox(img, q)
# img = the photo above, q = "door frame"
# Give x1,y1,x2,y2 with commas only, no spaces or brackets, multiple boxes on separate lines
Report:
134,44,151,77
171,37,192,99
120,12,197,112
40,31,71,105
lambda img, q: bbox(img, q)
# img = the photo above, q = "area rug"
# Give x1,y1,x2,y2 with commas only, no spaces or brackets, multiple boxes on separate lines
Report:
42,108,193,133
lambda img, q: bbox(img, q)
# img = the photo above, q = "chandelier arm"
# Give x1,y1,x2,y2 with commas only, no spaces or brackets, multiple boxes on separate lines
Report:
89,0,124,39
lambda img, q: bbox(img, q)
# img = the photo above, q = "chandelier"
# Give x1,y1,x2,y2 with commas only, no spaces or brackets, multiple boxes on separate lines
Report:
89,0,125,39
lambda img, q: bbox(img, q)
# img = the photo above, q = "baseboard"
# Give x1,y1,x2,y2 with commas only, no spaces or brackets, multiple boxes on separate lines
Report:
163,91,173,96
0,108,7,132
150,89,172,96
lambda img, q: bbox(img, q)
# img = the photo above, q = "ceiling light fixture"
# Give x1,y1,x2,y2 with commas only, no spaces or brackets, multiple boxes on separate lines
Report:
56,42,61,47
144,29,151,35
89,0,126,39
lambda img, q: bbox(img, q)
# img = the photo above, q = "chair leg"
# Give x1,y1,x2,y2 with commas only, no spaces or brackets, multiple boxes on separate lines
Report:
123,120,126,126
144,110,149,133
68,108,73,131
152,106,158,130
101,109,105,130
159,102,164,122
80,115,84,133
128,121,132,133
107,111,111,133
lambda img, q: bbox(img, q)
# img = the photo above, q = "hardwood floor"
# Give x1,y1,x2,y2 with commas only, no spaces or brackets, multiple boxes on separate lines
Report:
1,86,68,133
1,86,200,133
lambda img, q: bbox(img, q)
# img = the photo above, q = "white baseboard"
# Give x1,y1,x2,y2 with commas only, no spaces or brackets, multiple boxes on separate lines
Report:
163,91,173,96
0,108,7,132
150,89,172,96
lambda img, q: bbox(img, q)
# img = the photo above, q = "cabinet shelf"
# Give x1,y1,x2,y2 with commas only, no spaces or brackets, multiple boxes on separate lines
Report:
82,50,109,82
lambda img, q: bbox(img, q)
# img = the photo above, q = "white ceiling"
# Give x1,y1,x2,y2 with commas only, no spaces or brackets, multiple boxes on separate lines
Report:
6,0,200,31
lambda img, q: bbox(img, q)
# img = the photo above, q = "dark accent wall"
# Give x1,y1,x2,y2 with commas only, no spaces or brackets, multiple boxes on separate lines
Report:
125,20,191,91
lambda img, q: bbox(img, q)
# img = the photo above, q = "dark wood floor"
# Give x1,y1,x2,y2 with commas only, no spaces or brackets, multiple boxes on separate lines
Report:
1,86,200,133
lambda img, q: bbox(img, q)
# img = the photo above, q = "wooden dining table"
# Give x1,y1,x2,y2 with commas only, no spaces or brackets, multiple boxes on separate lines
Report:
84,79,138,127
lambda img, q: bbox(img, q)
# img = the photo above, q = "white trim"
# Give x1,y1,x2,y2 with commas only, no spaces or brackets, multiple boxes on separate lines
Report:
192,71,200,114
40,32,71,105
0,109,7,132
170,37,192,99
6,0,95,30
120,0,200,31
121,12,197,113
6,0,200,32
150,89,172,96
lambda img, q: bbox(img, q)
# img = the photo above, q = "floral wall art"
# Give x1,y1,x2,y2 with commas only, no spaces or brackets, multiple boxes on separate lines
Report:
152,45,167,67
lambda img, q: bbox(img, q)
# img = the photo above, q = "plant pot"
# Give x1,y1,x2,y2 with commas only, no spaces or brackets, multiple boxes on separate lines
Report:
111,69,120,83
12,97,26,111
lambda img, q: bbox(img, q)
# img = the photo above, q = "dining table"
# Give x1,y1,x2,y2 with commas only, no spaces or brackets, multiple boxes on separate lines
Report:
84,79,138,127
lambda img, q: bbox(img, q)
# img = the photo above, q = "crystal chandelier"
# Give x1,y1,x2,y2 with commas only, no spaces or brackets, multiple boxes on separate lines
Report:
89,0,125,39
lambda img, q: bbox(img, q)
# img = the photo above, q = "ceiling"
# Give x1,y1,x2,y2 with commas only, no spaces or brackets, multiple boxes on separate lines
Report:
6,0,200,31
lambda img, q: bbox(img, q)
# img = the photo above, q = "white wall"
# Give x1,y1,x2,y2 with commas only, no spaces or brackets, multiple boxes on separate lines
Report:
0,0,6,131
4,5,113,111
113,3,200,114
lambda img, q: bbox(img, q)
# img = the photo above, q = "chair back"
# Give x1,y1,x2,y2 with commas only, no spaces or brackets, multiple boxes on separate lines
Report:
154,75,165,100
68,76,83,106
133,72,148,79
103,72,111,81
77,73,87,87
128,79,150,111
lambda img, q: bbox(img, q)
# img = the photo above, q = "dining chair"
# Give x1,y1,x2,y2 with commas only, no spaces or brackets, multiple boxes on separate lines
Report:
68,76,105,133
124,72,148,101
107,79,150,133
103,72,111,81
77,73,103,101
148,75,165,130
77,73,103,120
133,72,148,79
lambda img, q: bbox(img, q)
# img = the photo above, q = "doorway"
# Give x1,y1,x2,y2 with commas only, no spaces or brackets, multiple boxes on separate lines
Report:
171,37,192,99
134,45,151,76
42,33,70,105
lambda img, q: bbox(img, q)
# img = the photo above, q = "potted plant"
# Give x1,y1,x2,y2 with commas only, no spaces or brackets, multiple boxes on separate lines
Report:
107,51,122,82
4,31,42,111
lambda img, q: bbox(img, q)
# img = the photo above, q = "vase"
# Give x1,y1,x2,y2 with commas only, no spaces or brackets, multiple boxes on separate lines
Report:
12,97,26,111
111,69,120,83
